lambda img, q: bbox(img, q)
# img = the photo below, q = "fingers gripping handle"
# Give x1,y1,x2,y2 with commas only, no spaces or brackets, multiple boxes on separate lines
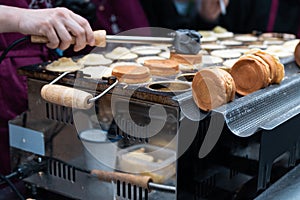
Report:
40,84,94,109
31,30,106,47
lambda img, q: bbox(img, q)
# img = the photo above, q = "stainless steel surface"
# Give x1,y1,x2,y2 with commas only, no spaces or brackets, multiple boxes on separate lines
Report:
9,122,45,155
10,77,178,199
10,47,300,199
214,72,300,137
25,157,115,200
255,164,300,200
106,35,174,45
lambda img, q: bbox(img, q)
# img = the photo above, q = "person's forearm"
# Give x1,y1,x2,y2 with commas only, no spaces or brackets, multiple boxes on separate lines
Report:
0,5,23,33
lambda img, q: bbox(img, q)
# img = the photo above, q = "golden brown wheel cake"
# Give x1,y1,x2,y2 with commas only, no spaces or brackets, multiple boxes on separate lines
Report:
169,52,202,66
247,49,278,83
230,54,271,96
272,55,285,84
143,59,179,76
192,68,236,111
136,56,166,65
112,65,151,84
295,41,300,67
169,52,202,72
244,49,285,84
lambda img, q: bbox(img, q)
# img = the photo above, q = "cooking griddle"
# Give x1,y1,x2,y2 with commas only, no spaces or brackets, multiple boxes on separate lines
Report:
18,58,300,138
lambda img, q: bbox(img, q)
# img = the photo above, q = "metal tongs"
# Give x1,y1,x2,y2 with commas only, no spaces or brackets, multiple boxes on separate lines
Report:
31,29,201,55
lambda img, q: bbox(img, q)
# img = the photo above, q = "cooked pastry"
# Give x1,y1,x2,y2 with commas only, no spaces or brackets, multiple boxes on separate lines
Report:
192,68,236,111
230,54,271,96
201,44,226,51
245,49,285,84
234,35,258,42
253,50,280,83
46,57,83,72
210,49,241,59
202,55,223,66
213,32,234,39
105,47,138,60
112,65,151,84
263,40,284,46
170,52,202,66
219,40,243,46
212,26,234,38
159,51,170,59
266,45,293,58
223,59,239,69
136,56,166,65
144,59,179,76
77,53,112,66
169,52,202,71
130,45,161,56
283,39,300,53
272,56,285,84
201,36,218,43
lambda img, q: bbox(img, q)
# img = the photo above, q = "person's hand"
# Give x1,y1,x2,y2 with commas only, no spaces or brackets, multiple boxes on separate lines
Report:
198,0,229,22
17,7,95,51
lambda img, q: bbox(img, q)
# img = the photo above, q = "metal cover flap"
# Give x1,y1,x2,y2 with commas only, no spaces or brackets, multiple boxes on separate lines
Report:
9,124,45,155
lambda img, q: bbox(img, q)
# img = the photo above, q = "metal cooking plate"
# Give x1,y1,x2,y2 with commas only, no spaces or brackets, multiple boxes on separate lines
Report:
214,74,300,137
147,81,191,93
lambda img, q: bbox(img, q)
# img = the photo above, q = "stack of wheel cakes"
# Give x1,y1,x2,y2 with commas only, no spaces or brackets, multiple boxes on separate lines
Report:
109,45,181,84
192,50,285,111
230,49,284,95
109,45,202,84
111,63,151,84
143,59,179,76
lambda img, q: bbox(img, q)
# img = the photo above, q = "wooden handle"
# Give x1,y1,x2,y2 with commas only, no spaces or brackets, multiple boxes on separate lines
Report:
40,84,94,109
31,30,106,47
91,169,152,191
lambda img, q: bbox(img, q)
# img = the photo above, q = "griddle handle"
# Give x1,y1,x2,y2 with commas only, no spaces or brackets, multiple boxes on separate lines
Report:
91,169,152,191
41,84,94,109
